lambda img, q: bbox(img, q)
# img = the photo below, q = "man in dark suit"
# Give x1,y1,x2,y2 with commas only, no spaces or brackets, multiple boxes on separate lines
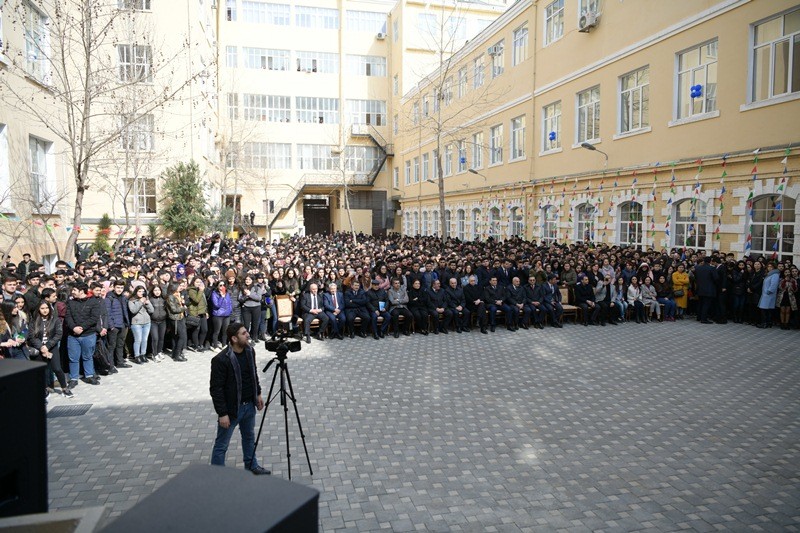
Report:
523,275,545,329
694,256,718,324
484,276,512,332
575,276,599,326
445,277,471,333
541,274,564,328
300,283,329,343
366,279,391,339
323,282,346,340
504,277,530,330
426,279,452,334
494,259,514,287
463,275,488,334
713,257,729,324
343,280,370,338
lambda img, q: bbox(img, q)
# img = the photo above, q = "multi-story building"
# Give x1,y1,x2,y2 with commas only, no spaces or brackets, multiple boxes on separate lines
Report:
395,0,800,263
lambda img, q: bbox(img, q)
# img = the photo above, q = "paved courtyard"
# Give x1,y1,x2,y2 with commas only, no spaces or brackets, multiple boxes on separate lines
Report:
45,321,800,532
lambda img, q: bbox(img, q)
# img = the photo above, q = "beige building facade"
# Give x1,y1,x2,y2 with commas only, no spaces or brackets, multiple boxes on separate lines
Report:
394,0,800,263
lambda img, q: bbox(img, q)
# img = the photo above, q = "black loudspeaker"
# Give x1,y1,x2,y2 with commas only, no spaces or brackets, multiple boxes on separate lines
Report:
102,464,319,532
0,359,48,518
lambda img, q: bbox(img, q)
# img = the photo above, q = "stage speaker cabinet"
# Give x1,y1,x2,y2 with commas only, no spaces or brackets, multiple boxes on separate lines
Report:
102,464,319,532
0,359,48,518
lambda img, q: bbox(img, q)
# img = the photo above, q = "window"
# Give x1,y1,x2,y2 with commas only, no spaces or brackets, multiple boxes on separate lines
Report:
346,55,387,76
471,208,481,239
345,146,382,173
458,67,468,98
444,144,453,176
472,132,483,169
265,143,291,169
542,205,557,242
441,210,449,236
443,77,453,106
124,178,157,214
422,153,430,181
226,46,238,68
448,16,466,40
120,115,154,151
412,102,420,125
29,136,53,206
752,10,800,102
118,44,152,82
678,41,718,119
575,203,596,242
432,149,439,179
413,212,419,234
263,199,275,214
295,97,339,123
579,0,599,17
393,167,399,188
118,0,151,10
544,0,564,46
227,93,239,119
473,55,485,88
577,86,600,143
417,13,436,37
226,0,236,21
542,101,561,151
347,99,386,125
513,24,528,66
243,2,287,24
510,116,525,160
506,207,521,236
673,199,707,248
457,141,467,173
432,88,440,113
393,19,399,42
412,156,420,183
490,41,504,78
750,195,796,258
405,160,411,185
242,94,290,122
225,142,239,168
422,94,430,117
345,10,386,33
243,47,289,70
620,66,649,133
457,209,466,239
296,51,338,73
488,207,501,237
422,212,429,235
297,144,337,170
0,124,9,210
295,6,338,29
393,114,398,135
489,124,503,164
393,75,399,95
618,201,643,246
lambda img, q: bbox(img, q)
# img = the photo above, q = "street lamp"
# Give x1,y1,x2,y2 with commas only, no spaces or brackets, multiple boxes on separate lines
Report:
580,142,608,167
468,168,488,181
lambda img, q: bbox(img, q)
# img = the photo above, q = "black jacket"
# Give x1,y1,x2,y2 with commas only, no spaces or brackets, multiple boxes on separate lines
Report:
505,284,526,306
444,286,467,310
575,282,596,304
426,287,447,311
365,288,388,313
344,288,368,310
484,284,506,305
463,284,484,311
524,283,546,305
407,287,429,310
694,263,718,298
209,345,261,421
65,296,102,337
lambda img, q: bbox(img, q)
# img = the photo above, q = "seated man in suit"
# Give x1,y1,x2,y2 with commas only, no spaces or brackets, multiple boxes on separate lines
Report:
575,275,600,326
523,275,546,329
504,276,530,330
365,278,391,339
300,283,329,343
343,280,371,338
541,273,564,328
323,282,346,339
426,279,452,334
387,278,412,337
445,277,471,333
484,276,512,332
463,275,488,334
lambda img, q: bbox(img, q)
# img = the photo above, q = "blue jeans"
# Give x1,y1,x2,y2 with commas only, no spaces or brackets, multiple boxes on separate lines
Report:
67,333,96,379
657,298,677,318
211,401,260,471
131,323,151,357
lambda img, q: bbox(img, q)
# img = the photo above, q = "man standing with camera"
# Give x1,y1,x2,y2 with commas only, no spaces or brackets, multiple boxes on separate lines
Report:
209,323,271,475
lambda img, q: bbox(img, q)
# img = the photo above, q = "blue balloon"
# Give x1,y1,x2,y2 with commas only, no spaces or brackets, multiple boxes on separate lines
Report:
548,131,556,141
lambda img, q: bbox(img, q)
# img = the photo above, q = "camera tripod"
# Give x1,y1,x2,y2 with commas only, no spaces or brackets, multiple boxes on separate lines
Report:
252,345,313,480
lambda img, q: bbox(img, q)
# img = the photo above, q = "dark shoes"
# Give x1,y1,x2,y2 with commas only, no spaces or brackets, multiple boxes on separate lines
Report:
118,362,132,369
305,335,311,344
68,379,79,389
82,376,99,385
393,331,400,338
250,466,271,476
481,328,488,334
490,326,496,332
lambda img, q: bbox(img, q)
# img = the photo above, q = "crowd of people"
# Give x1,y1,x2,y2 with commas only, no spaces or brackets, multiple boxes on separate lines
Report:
0,232,797,399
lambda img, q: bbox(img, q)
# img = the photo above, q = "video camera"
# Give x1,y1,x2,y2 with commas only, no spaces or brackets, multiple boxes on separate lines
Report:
265,324,302,355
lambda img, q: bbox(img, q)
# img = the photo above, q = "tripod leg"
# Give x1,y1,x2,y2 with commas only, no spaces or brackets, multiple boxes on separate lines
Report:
282,364,314,477
280,364,292,480
251,360,280,469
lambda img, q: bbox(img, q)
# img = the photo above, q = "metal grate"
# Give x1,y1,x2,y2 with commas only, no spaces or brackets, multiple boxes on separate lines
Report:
47,404,92,418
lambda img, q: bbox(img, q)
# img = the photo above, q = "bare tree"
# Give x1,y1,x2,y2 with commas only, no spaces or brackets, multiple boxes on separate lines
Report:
0,0,211,261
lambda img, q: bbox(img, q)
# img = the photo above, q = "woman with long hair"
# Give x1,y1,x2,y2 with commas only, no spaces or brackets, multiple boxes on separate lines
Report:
0,300,29,360
238,274,264,342
776,269,798,330
671,263,690,319
166,281,188,362
148,285,168,362
627,276,646,324
128,285,154,364
210,280,233,348
28,300,70,396
187,276,209,351
613,277,628,322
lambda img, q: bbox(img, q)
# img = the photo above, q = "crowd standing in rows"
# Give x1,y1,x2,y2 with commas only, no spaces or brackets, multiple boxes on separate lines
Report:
0,233,797,400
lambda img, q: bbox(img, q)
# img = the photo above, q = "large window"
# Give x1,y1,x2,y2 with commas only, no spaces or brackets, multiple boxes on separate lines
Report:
473,55,485,88
544,0,564,46
242,47,289,70
413,212,419,235
443,77,453,106
120,114,154,151
24,1,49,82
677,40,718,119
118,0,152,9
448,16,466,41
243,94,291,122
296,51,338,73
432,149,439,179
673,199,707,248
620,67,649,133
458,67,468,98
226,0,236,21
444,144,453,176
510,207,524,236
422,211,430,235
577,86,600,143
405,160,411,185
512,24,528,66
542,205,557,242
345,146,382,173
488,207,501,237
295,97,338,123
510,116,525,160
346,55,387,76
297,144,337,170
413,156,420,183
472,132,483,169
124,178,157,215
393,167,399,188
490,124,503,165
471,208,481,239
347,99,386,125
576,203,596,242
457,209,466,240
542,101,561,151
422,153,430,182
490,40,504,78
457,141,467,173
295,6,338,29
118,44,152,82
345,10,386,33
242,2,290,25
751,9,800,102
750,195,796,258
0,125,9,210
29,136,53,206
226,46,238,68
618,201,643,246
417,13,436,37
242,142,291,169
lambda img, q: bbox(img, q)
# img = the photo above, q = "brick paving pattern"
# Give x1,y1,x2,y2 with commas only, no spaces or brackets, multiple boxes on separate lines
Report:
45,322,800,531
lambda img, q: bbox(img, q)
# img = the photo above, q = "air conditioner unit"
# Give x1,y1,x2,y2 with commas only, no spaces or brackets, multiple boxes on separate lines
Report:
578,11,599,32
487,45,498,56
376,32,386,40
